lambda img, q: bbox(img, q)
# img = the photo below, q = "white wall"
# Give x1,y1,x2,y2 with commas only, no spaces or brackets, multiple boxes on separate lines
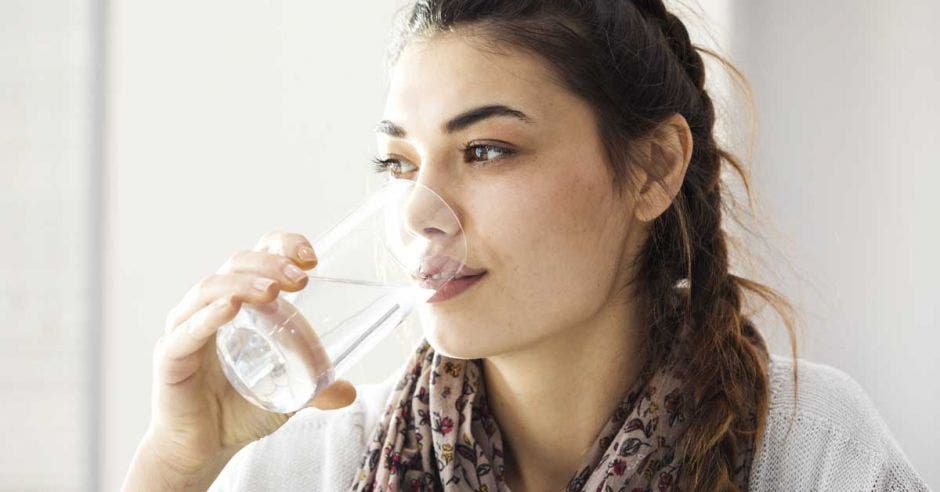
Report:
0,0,96,489
729,0,939,486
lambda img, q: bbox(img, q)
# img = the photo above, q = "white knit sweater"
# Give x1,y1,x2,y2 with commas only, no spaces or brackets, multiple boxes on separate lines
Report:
208,354,930,491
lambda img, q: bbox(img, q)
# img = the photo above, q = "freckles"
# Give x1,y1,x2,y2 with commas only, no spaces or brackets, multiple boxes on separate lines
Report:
558,175,603,230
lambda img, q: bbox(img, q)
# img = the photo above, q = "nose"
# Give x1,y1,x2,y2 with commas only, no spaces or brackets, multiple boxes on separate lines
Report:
402,182,461,242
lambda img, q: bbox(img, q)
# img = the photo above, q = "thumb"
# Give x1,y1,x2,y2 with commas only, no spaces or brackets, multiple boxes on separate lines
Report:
307,379,357,410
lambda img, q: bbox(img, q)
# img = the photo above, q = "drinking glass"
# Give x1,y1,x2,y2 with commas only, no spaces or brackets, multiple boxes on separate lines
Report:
215,178,467,413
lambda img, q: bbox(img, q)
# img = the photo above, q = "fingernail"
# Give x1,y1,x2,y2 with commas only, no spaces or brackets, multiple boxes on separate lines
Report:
284,263,306,282
297,246,317,263
253,277,276,293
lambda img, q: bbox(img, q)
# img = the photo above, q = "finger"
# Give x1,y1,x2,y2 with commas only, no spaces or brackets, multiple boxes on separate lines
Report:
162,296,241,361
253,230,318,269
216,250,310,291
164,273,279,335
307,379,357,410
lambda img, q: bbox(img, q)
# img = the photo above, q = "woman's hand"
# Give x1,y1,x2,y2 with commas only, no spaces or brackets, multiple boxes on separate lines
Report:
122,231,357,491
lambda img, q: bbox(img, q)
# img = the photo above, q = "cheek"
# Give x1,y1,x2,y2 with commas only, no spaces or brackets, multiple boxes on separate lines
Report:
427,161,631,359
471,162,626,295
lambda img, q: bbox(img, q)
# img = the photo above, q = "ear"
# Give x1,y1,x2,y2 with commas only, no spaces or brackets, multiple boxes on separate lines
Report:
632,113,693,223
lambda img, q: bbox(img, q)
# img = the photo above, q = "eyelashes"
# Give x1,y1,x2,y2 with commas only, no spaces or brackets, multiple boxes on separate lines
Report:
371,142,516,176
457,143,515,163
370,156,413,175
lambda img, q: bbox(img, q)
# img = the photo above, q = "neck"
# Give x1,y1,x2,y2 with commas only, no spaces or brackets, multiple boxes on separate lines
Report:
481,297,648,490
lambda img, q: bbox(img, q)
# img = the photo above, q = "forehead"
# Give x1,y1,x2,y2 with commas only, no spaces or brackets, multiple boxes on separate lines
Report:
383,33,563,128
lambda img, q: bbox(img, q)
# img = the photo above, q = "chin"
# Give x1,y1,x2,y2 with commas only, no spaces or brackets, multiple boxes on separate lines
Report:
422,324,483,360
418,309,495,360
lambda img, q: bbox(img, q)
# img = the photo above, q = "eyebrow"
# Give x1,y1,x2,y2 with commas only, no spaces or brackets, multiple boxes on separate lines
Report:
374,104,532,138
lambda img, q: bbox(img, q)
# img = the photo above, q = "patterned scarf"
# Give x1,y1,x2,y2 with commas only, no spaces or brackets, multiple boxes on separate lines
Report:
349,318,768,491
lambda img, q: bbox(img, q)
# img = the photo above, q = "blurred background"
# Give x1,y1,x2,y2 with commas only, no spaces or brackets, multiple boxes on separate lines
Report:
1,0,937,490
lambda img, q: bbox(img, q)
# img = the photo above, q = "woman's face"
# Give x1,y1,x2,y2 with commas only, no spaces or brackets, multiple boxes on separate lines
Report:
377,33,646,359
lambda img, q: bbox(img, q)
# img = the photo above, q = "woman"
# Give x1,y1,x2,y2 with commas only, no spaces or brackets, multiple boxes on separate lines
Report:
123,0,929,490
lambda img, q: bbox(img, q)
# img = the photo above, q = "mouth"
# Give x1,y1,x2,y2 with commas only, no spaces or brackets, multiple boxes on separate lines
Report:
413,255,487,291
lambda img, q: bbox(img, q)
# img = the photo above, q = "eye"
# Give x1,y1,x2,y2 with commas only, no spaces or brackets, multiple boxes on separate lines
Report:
461,143,515,164
371,142,515,176
370,156,418,177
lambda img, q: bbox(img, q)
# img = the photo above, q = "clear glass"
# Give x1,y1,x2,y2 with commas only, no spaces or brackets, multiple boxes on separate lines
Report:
215,178,467,413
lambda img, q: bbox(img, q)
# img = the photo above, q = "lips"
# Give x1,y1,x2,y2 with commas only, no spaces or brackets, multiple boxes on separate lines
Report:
415,255,486,291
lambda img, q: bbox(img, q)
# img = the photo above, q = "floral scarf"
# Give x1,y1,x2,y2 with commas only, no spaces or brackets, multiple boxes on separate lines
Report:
349,319,768,491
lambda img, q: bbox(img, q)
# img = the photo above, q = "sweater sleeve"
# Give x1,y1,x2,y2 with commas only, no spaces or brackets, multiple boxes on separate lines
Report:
844,376,931,491
207,378,397,491
749,355,931,491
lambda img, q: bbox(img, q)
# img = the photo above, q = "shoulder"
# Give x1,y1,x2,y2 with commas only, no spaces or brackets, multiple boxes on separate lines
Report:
765,353,878,431
748,353,929,490
208,373,399,491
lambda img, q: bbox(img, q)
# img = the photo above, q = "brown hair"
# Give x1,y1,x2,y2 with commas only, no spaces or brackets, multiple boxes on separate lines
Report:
387,0,800,489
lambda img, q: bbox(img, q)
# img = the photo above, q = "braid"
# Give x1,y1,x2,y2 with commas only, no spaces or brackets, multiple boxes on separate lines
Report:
627,1,772,488
631,0,706,90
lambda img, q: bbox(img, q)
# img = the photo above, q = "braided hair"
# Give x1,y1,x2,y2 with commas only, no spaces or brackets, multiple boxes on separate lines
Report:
386,1,800,489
